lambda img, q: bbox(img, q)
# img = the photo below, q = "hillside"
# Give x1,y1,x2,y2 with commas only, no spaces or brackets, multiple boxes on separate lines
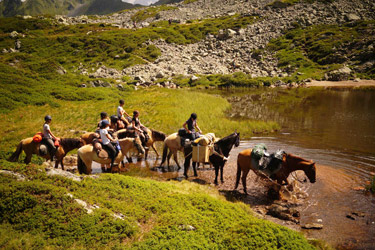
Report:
0,0,139,17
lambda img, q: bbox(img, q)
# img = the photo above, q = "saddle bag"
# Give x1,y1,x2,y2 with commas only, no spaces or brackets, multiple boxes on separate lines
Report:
33,132,43,143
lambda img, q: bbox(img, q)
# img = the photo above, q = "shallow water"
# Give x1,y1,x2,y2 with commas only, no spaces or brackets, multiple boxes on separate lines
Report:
88,88,375,248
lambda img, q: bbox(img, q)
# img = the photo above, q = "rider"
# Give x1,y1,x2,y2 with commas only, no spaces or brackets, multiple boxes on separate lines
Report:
42,115,57,160
117,99,131,126
99,119,117,168
131,110,148,148
183,113,202,141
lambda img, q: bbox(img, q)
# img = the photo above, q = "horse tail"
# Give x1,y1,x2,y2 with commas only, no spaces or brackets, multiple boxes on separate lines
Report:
77,154,85,175
160,143,168,167
234,160,241,190
8,141,23,162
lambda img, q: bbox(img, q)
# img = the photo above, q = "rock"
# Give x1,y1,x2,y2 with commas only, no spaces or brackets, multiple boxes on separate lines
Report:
345,13,361,22
179,224,196,231
325,66,352,81
10,31,19,38
0,170,27,181
15,39,21,50
191,75,199,81
346,214,356,220
117,84,124,90
45,168,83,182
156,71,165,78
301,223,323,229
267,204,300,223
56,66,66,75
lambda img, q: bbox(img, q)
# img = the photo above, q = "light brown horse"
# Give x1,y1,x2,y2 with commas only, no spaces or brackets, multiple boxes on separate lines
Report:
8,137,85,169
159,132,183,169
116,128,166,159
234,148,316,195
80,132,99,145
77,137,144,174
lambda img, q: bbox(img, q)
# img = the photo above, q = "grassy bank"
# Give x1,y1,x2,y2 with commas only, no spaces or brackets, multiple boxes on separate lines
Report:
0,161,316,249
0,88,279,159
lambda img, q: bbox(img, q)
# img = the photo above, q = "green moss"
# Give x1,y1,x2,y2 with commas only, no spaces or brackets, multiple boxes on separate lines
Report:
0,162,316,249
131,6,178,23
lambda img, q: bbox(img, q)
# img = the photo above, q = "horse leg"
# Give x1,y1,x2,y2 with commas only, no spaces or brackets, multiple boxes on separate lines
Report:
192,162,198,177
241,169,250,194
184,156,191,178
220,163,224,183
151,143,159,158
167,151,172,168
173,151,181,170
234,163,241,190
24,154,32,164
145,147,150,160
214,165,219,185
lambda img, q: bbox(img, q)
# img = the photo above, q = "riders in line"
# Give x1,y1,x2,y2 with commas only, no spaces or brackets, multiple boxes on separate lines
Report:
117,99,131,126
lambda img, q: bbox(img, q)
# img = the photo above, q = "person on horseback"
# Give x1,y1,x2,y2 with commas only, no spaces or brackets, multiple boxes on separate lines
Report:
97,112,110,130
131,110,148,149
42,115,57,160
117,99,131,126
183,113,202,141
99,119,117,168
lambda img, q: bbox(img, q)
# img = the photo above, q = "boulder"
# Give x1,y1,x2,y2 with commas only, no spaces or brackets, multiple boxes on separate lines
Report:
325,66,352,81
345,13,361,22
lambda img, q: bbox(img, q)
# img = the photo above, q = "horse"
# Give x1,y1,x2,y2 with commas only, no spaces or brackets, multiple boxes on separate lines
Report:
77,137,144,174
115,128,166,159
234,148,316,195
159,132,184,170
184,132,240,185
8,137,85,169
81,132,99,145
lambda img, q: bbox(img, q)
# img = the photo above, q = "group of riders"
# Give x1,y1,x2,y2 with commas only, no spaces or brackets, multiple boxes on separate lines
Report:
42,99,203,169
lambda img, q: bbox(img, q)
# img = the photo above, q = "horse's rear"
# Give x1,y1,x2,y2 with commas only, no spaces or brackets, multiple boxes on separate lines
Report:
234,148,253,193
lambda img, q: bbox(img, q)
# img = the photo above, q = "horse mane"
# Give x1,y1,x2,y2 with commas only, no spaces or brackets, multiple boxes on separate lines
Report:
60,138,81,148
215,132,236,145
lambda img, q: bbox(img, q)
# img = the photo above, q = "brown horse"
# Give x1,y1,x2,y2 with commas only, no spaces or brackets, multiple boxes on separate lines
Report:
234,148,316,194
77,137,144,174
80,132,99,145
115,128,166,159
8,137,85,169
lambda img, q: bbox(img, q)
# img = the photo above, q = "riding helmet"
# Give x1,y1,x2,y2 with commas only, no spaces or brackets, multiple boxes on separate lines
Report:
190,113,197,120
101,119,110,127
44,115,52,121
100,112,108,119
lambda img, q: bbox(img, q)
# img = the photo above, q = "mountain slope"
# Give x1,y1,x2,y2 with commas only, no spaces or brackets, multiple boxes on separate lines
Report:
0,0,138,17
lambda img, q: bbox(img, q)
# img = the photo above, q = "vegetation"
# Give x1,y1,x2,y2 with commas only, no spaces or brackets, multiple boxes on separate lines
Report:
267,0,334,8
131,6,178,22
0,161,315,249
268,20,375,81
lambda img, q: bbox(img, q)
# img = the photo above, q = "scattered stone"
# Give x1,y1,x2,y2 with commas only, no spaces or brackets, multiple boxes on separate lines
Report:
325,66,352,81
301,223,323,229
346,214,356,220
45,168,83,182
0,170,27,181
179,224,196,231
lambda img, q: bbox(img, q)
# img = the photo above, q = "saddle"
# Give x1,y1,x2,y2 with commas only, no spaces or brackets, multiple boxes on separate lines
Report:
92,138,120,159
251,144,284,177
39,138,60,156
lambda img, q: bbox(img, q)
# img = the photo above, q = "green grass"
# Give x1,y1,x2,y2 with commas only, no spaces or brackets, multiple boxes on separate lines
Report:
0,161,316,249
131,6,178,23
268,21,375,80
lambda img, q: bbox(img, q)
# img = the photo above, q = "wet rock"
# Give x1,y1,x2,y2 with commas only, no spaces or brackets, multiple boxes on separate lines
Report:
267,203,300,223
301,223,323,229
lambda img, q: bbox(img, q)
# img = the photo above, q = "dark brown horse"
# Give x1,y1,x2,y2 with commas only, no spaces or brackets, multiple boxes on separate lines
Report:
184,132,240,185
234,148,316,194
8,137,85,170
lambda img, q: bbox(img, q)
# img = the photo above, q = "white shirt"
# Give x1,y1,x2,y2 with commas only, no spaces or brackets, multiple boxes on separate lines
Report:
117,106,124,118
99,128,110,145
43,124,51,139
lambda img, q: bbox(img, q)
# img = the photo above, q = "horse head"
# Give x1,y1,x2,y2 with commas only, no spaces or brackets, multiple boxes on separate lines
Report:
234,132,240,147
304,162,316,183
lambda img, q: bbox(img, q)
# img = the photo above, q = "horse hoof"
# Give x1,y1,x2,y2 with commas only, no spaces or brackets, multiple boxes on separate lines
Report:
194,174,198,177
